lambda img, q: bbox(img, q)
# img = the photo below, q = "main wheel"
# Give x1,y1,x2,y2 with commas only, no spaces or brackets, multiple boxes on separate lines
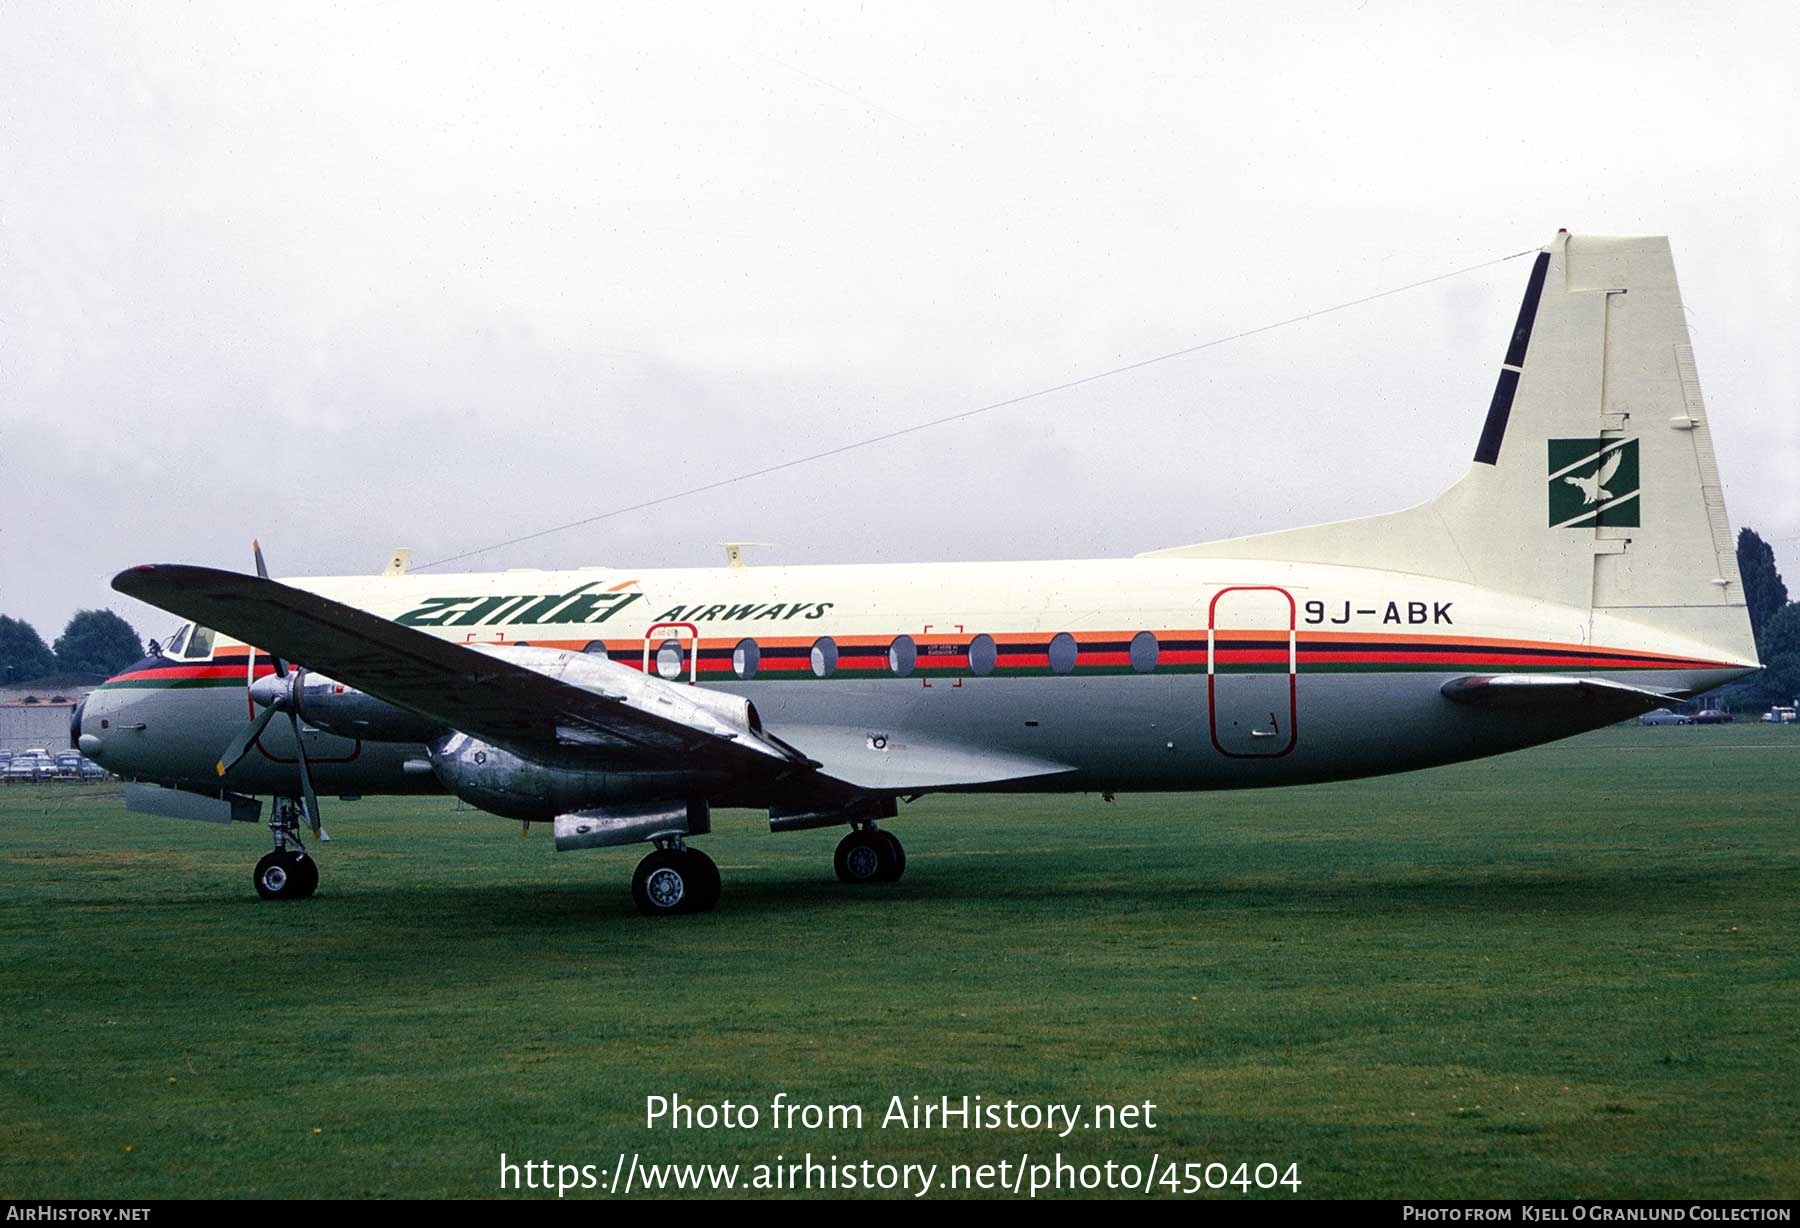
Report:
834,829,896,884
253,850,317,901
632,848,718,916
683,849,721,913
875,830,906,882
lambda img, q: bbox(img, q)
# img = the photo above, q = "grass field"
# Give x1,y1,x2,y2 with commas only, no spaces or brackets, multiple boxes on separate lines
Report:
2,723,1796,1200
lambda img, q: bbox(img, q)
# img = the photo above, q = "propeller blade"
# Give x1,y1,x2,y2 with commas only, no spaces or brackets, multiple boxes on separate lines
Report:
248,546,321,838
287,710,322,836
216,704,279,777
251,540,289,679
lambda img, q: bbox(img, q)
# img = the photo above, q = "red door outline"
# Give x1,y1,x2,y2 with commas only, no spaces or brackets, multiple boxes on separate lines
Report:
1207,585,1297,759
642,622,701,685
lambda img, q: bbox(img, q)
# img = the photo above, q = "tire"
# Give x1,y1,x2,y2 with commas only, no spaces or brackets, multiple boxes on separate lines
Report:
633,848,696,916
834,830,894,884
875,830,906,882
684,849,722,913
253,850,314,901
289,852,320,899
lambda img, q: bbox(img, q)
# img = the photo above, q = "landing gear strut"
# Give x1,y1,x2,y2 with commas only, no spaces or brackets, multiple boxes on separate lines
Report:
631,838,721,916
834,823,905,884
253,798,318,901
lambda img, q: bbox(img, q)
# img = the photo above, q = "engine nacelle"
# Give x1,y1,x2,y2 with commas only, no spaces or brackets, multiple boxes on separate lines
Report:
769,795,896,832
428,732,726,822
290,672,447,742
553,799,710,851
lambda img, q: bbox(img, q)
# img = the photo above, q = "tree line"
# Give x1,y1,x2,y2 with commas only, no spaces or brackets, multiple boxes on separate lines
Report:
0,610,144,684
1738,528,1799,702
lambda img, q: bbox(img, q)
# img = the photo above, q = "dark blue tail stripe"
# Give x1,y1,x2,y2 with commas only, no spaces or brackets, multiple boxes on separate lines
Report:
1473,249,1551,465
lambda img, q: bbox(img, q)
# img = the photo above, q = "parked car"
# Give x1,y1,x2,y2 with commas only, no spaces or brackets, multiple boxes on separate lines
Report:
1762,706,1797,724
1694,708,1734,724
4,755,48,782
78,757,108,781
1638,708,1694,726
53,751,84,779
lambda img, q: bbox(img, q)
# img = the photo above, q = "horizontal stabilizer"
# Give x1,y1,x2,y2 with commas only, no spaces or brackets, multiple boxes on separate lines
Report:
1439,674,1676,718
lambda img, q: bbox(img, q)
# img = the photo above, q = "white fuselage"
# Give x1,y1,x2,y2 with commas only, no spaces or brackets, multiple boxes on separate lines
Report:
83,555,1751,804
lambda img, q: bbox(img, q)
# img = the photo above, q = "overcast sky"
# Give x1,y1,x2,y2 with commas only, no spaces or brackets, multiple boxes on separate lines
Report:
3,0,1796,647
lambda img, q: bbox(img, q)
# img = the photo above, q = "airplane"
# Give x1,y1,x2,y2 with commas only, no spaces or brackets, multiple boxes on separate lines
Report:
76,231,1760,915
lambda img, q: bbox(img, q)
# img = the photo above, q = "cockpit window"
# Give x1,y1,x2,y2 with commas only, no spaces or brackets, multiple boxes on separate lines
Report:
165,624,190,656
182,626,217,660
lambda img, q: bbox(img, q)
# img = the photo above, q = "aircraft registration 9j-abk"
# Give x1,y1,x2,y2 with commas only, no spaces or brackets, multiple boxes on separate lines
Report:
81,232,1758,915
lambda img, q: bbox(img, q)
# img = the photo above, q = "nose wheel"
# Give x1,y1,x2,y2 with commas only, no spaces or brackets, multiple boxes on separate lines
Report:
631,843,721,916
254,849,319,900
253,797,319,900
834,826,905,884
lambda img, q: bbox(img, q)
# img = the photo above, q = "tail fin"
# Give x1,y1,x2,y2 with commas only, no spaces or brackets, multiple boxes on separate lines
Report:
1143,231,1757,665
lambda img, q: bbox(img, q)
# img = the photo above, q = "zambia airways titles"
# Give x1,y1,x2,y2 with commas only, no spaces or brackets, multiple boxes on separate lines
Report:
396,580,835,629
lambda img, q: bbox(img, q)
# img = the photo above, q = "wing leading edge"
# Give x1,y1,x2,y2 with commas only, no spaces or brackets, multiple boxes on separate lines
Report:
111,564,811,780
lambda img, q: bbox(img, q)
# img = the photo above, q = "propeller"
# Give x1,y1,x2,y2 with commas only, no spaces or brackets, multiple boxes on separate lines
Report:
216,540,324,837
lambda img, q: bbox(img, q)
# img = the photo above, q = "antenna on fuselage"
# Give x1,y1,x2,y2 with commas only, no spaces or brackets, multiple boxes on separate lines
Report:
720,542,771,570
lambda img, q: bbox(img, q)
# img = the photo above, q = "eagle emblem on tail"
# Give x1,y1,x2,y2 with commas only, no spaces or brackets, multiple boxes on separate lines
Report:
1563,449,1624,505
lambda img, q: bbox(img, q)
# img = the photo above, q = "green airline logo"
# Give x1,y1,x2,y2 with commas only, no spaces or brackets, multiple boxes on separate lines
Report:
397,584,644,628
1548,438,1639,529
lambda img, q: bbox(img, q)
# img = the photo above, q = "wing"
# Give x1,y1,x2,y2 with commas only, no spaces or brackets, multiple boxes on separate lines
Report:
1439,673,1675,719
112,564,812,779
1597,449,1624,485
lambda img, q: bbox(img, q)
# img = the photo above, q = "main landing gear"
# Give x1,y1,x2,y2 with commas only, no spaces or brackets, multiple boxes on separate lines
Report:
631,838,721,917
253,798,318,901
834,823,906,885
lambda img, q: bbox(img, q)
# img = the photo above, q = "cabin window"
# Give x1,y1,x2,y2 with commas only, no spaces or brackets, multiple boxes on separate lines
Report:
810,637,838,678
655,638,684,680
1130,630,1159,673
165,624,191,657
968,634,996,677
182,626,217,660
1048,632,1078,675
733,638,760,679
888,635,917,677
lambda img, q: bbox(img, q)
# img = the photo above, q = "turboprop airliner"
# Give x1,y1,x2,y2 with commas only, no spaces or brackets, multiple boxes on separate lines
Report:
78,232,1759,914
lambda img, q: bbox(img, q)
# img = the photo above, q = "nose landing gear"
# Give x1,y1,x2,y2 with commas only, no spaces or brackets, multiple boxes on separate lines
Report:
253,798,318,900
